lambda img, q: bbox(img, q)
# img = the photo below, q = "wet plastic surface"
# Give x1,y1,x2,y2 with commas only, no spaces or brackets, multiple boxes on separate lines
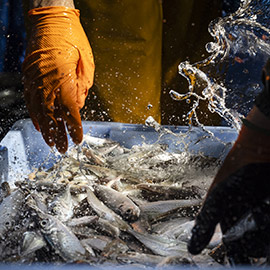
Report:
0,119,238,187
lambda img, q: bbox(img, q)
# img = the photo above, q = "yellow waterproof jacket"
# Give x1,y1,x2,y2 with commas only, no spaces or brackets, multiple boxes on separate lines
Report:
24,0,222,125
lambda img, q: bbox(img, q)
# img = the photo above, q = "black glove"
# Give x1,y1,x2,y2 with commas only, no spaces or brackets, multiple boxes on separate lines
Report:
188,163,270,265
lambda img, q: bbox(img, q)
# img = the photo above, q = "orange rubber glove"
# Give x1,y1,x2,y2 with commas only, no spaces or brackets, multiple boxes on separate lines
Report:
22,6,95,153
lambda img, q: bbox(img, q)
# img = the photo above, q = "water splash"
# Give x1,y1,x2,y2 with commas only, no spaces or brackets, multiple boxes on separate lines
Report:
170,0,270,131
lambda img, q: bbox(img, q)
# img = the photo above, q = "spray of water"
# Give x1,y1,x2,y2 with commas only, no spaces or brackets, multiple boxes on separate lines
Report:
170,0,270,131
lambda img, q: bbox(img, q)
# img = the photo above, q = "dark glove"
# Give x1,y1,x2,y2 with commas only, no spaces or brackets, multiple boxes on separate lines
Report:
188,59,270,265
188,163,270,265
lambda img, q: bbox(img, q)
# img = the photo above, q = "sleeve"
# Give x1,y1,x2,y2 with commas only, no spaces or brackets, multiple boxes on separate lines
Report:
255,59,270,118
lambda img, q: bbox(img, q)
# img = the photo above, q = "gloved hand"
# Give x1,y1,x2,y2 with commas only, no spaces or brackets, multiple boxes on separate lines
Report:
22,6,95,153
188,163,270,265
188,104,270,263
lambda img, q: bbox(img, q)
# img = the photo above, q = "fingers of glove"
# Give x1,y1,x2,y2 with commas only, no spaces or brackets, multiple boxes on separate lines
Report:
188,166,255,255
36,112,56,148
33,100,68,152
53,104,68,153
58,77,83,145
27,106,40,132
63,105,83,145
188,190,223,255
189,163,270,255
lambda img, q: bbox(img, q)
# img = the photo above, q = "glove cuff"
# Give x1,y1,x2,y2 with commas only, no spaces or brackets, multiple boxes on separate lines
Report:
255,58,270,118
241,118,270,136
28,6,80,20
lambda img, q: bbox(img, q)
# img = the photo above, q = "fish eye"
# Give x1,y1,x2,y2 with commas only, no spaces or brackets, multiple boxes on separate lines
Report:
50,207,58,214
4,220,14,228
125,208,133,215
40,219,49,228
14,225,21,231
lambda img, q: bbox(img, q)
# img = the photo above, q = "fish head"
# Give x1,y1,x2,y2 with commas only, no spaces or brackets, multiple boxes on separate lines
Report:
49,203,73,223
0,218,17,240
38,217,55,234
119,204,140,222
21,231,46,256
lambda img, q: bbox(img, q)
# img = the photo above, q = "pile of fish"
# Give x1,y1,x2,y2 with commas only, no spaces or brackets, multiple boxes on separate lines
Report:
0,132,227,267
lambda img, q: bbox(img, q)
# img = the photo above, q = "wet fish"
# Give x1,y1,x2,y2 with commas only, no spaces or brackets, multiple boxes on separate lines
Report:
152,217,193,239
98,143,125,156
93,217,120,238
69,212,120,238
30,191,48,213
94,184,140,221
137,183,203,200
48,185,73,222
128,229,188,257
66,216,98,227
70,226,97,238
21,231,47,256
0,189,25,239
83,134,114,147
223,211,256,243
101,239,129,259
84,164,121,182
29,204,86,262
81,235,112,252
80,242,96,258
83,148,106,166
139,199,202,220
86,187,130,232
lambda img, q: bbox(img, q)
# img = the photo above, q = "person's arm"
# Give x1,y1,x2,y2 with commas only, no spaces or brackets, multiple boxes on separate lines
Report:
29,0,74,9
188,59,270,264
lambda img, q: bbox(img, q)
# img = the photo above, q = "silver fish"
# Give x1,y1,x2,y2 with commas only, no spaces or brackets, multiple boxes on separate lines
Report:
128,229,188,257
48,185,73,222
152,218,194,240
84,164,122,182
83,148,106,166
86,187,130,232
81,235,112,252
101,239,129,259
94,184,140,221
30,191,48,213
67,215,120,238
21,231,47,256
98,143,125,157
93,217,120,238
30,204,86,262
223,212,256,243
137,183,203,200
66,216,98,227
139,199,202,220
83,134,114,147
70,226,97,238
0,189,25,239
